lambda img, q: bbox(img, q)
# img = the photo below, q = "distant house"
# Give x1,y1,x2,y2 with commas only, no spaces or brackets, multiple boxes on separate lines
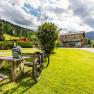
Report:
14,38,30,42
59,32,86,47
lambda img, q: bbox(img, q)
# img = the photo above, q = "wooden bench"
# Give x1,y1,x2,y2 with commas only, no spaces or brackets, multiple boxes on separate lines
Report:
0,56,31,81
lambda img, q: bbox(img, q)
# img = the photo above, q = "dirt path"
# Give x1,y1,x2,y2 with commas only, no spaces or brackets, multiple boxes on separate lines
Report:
80,48,94,53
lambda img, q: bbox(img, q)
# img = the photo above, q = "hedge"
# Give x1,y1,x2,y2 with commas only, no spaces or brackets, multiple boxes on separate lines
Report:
0,41,14,50
0,41,32,50
16,41,32,48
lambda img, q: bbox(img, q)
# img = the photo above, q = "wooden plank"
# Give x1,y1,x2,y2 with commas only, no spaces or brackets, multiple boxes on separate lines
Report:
24,62,33,66
22,53,34,56
0,73,9,81
0,56,31,62
10,60,25,82
0,73,9,78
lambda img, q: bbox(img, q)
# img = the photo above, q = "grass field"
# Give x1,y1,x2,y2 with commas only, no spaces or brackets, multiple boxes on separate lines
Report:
4,34,19,40
0,48,94,94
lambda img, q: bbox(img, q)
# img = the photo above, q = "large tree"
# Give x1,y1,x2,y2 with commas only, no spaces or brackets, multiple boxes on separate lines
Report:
37,22,59,55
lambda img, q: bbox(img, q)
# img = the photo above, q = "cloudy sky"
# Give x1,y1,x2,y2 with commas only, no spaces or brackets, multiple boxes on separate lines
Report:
0,0,94,32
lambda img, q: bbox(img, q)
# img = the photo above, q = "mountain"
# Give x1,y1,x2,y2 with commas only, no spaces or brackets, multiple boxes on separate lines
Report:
0,19,35,39
85,31,94,40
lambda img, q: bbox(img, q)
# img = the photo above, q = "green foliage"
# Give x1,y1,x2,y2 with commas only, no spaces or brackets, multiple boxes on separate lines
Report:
0,32,5,41
0,41,14,50
0,19,35,39
0,41,32,50
37,22,59,55
0,35,5,41
91,40,94,47
4,24,13,35
16,41,32,48
55,39,62,47
4,34,19,40
87,39,91,45
86,39,94,47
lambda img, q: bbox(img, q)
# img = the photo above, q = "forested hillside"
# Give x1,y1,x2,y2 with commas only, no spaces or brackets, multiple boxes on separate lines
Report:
0,19,36,39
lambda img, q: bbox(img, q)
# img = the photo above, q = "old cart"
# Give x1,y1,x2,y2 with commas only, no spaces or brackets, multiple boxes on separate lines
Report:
0,52,49,82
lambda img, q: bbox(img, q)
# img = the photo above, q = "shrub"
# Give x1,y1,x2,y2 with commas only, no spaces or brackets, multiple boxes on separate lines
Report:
0,41,32,50
55,40,62,47
37,22,59,55
0,41,14,50
16,41,32,48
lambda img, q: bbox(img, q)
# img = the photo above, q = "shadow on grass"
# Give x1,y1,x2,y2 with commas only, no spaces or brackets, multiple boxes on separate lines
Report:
0,73,37,94
0,61,37,94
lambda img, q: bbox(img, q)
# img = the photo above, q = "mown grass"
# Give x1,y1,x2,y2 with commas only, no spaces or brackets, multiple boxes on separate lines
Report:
0,48,38,56
0,48,94,94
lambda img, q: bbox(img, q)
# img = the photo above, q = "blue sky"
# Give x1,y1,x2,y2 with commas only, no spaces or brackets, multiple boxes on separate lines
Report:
0,0,94,32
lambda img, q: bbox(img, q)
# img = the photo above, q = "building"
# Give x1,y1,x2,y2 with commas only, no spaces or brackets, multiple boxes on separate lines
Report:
60,32,86,47
14,38,30,42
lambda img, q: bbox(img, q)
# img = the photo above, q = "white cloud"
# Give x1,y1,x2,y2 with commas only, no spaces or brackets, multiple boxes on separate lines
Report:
70,0,94,30
0,0,94,32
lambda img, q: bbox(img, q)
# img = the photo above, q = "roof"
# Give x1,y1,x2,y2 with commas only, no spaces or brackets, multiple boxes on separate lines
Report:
60,31,85,36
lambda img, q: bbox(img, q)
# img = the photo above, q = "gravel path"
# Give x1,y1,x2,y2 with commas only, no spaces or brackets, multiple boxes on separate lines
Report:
80,48,94,53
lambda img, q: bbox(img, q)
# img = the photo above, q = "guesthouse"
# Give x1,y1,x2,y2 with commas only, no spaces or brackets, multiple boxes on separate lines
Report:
60,32,86,47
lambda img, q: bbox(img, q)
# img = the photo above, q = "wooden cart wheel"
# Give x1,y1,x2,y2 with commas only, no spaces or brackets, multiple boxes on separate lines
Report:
32,56,42,82
34,52,50,69
43,54,49,69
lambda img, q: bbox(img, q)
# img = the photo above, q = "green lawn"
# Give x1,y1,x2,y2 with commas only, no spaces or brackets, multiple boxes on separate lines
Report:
4,34,19,40
0,48,94,94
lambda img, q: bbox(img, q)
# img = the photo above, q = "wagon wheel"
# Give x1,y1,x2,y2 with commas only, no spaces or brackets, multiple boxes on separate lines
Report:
43,54,50,69
34,52,50,69
32,56,42,82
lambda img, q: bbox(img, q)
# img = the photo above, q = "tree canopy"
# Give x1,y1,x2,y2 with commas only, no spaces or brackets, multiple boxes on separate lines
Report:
37,22,59,55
